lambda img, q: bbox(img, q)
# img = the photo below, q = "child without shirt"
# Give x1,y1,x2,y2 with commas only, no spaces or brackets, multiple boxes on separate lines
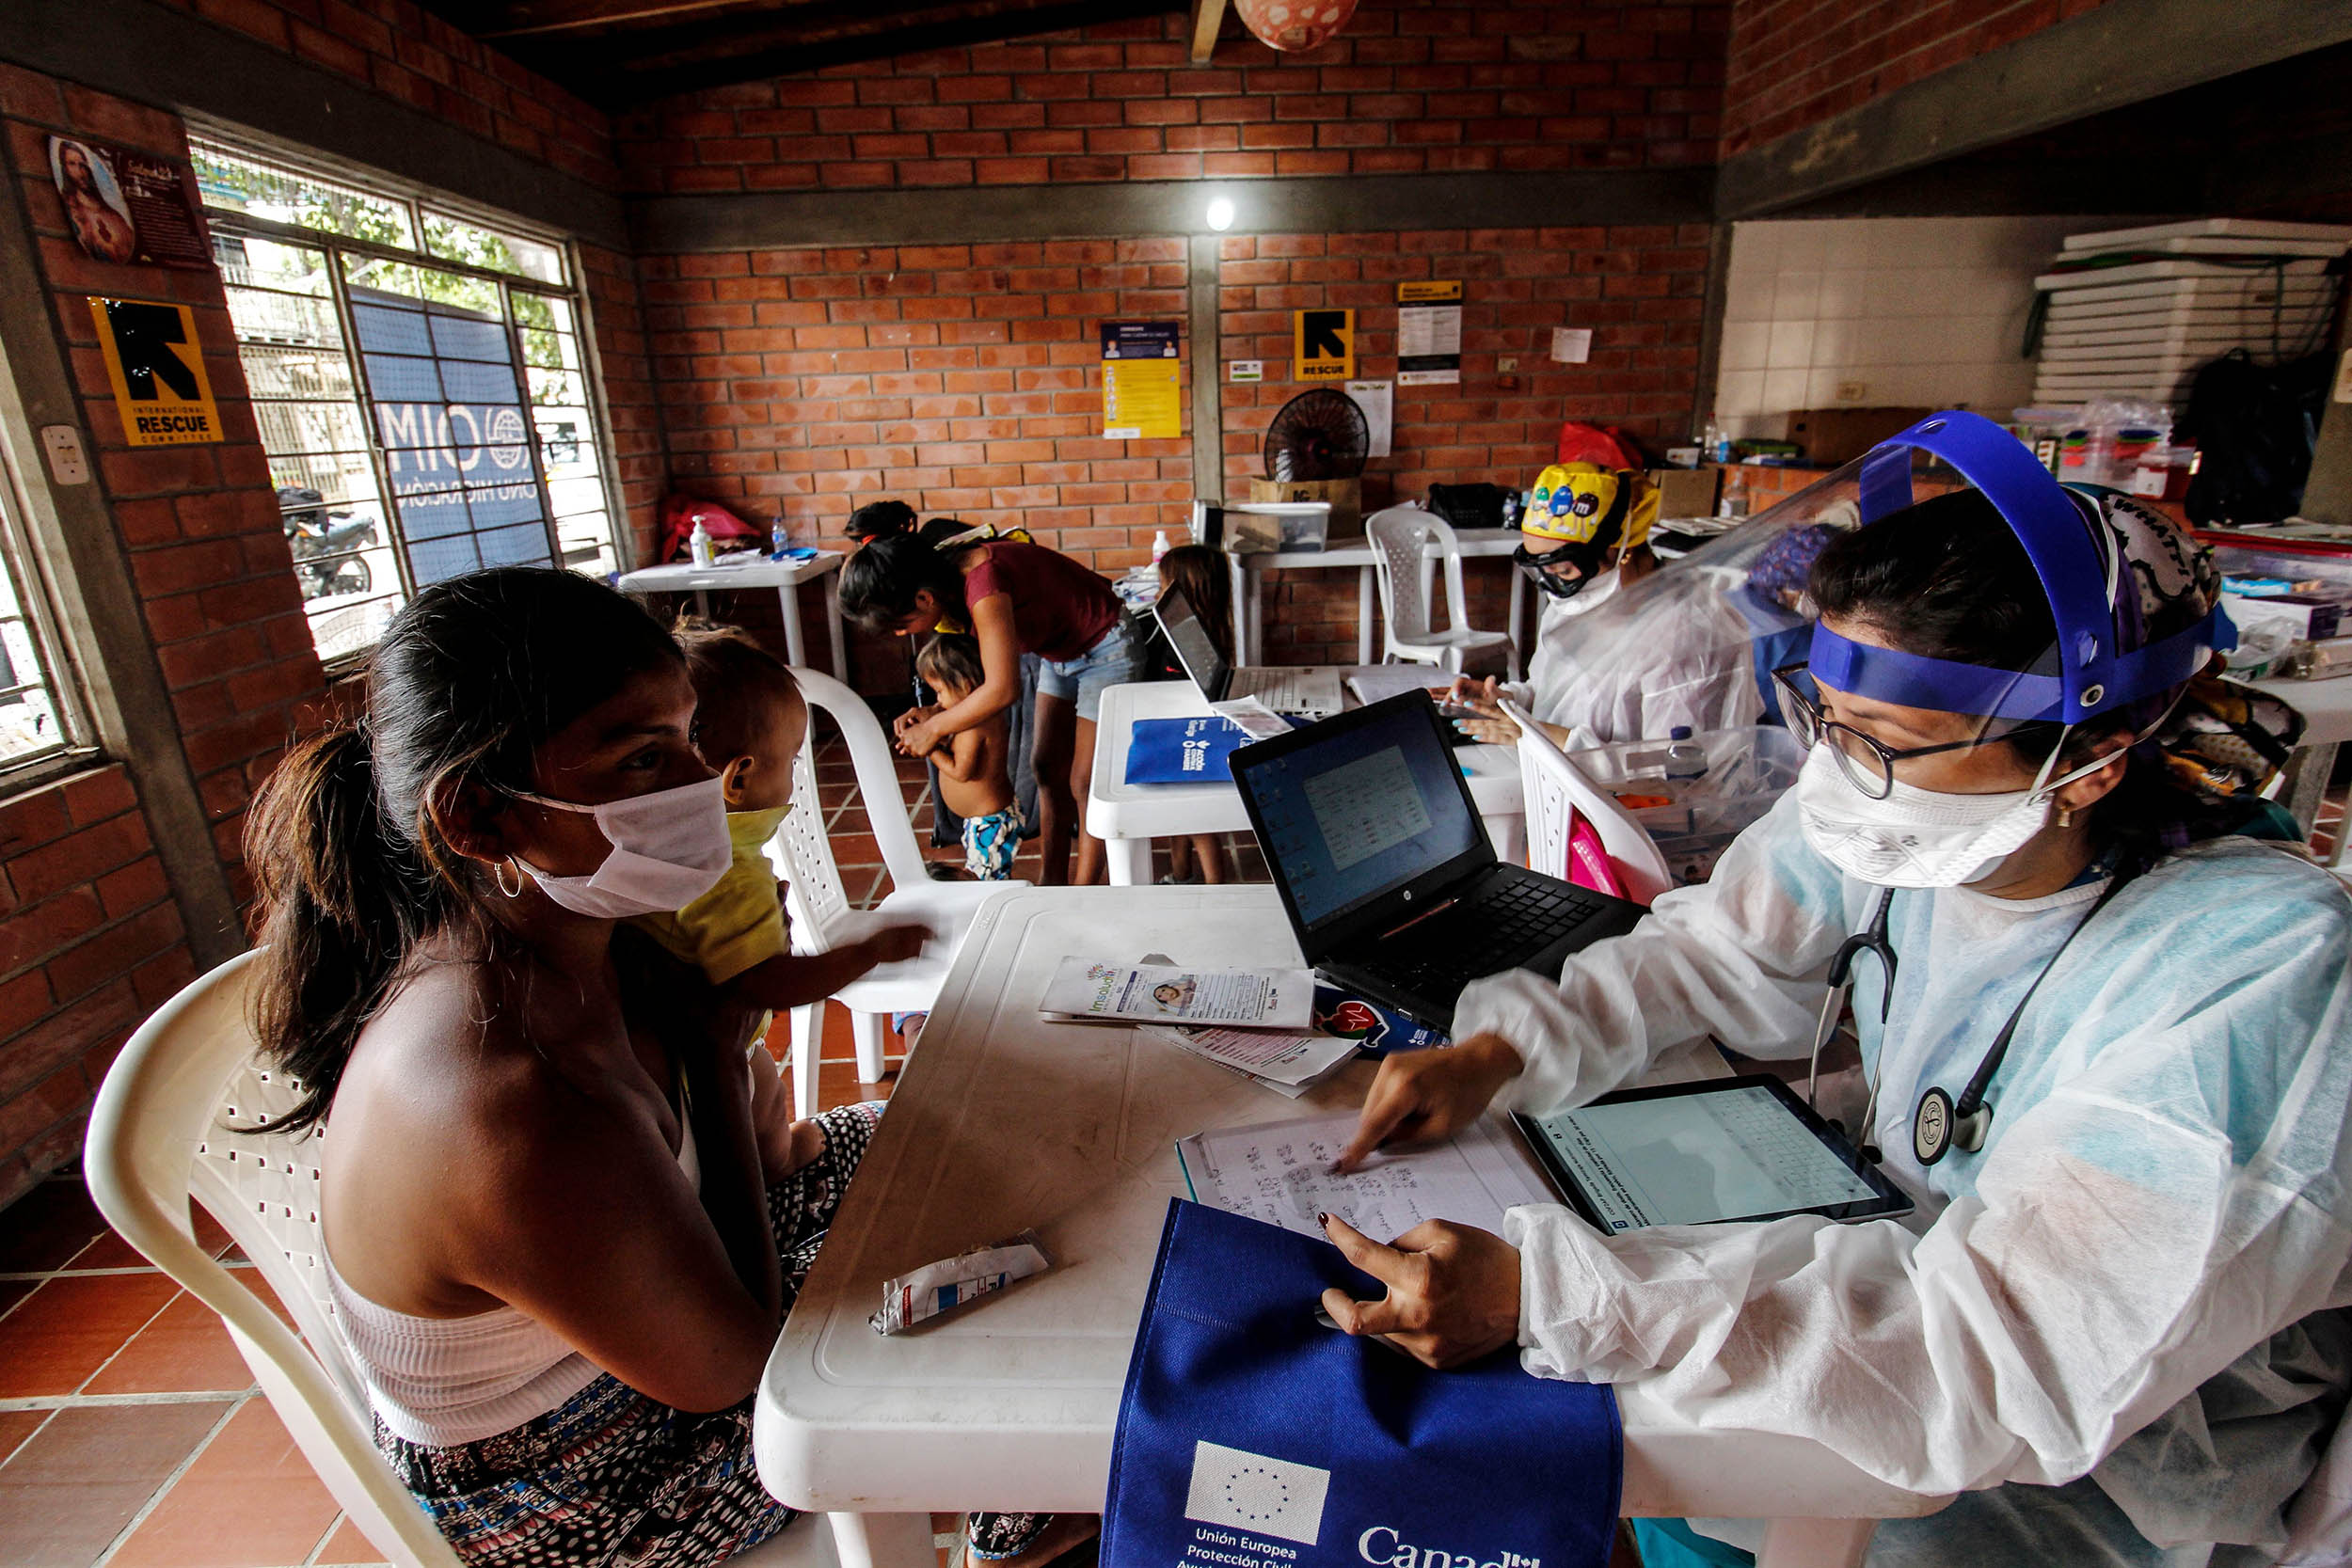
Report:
914,634,1021,879
633,627,927,1141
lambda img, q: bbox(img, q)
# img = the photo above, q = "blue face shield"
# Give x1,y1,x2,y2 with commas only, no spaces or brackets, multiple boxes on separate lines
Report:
1814,411,2234,728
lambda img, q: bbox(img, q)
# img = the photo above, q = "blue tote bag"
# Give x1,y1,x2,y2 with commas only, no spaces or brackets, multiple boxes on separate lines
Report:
1104,1199,1622,1568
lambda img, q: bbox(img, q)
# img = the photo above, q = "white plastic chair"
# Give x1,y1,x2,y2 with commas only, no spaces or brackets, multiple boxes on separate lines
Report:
770,667,1024,1115
1366,505,1518,678
1502,699,1674,906
83,951,839,1568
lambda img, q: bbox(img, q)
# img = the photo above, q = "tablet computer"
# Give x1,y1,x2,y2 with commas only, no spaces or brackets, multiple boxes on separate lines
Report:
1512,1075,1913,1232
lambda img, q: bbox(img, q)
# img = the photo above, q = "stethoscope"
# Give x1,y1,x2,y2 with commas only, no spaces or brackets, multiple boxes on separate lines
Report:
1803,868,2139,1168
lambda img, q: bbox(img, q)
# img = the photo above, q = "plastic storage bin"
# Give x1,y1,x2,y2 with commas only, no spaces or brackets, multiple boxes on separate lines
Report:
1563,725,1805,885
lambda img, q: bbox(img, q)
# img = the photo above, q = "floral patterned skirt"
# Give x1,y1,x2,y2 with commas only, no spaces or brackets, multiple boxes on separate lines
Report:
378,1101,882,1568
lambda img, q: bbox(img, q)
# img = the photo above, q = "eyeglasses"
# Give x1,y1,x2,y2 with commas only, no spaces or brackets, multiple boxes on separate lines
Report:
1771,663,2025,800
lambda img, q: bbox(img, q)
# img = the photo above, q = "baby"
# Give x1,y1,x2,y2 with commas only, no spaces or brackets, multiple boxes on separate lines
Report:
913,634,1021,879
633,626,927,1131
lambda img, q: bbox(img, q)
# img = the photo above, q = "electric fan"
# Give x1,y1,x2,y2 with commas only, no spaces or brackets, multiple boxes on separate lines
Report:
1263,388,1370,483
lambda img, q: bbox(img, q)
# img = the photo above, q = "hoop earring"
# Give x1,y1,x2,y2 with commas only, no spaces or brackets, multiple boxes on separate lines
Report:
494,859,525,897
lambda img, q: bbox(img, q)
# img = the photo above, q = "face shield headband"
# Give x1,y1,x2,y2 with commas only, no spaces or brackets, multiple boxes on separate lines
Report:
1836,411,2234,726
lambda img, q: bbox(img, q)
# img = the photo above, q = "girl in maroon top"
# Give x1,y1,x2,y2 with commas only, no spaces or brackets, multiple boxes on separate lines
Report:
842,531,1143,885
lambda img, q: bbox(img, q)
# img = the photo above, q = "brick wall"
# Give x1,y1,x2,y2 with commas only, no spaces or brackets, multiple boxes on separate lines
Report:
0,768,194,1206
0,66,331,1201
645,238,1196,568
1721,0,2114,154
1224,225,1710,661
163,0,619,186
617,0,1726,194
580,241,669,562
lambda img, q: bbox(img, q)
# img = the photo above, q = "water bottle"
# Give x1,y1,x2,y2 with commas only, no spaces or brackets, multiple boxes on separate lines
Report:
689,516,715,567
1663,725,1708,781
771,515,790,557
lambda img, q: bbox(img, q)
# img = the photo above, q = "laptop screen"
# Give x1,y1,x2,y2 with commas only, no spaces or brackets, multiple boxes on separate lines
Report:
1154,587,1229,701
1241,698,1482,927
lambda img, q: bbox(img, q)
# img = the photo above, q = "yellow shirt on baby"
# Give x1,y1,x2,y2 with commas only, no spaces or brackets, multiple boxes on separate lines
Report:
630,807,791,983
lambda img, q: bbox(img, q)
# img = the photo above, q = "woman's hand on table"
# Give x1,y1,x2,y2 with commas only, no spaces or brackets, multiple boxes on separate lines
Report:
1333,1032,1523,1173
1318,1213,1522,1370
1440,677,1518,745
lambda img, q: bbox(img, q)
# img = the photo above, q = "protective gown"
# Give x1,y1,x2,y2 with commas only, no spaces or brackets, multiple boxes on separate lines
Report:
1454,792,2352,1564
1498,567,1763,751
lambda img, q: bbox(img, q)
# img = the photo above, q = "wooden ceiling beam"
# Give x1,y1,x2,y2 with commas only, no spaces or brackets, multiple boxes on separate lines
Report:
478,0,825,40
1186,0,1225,63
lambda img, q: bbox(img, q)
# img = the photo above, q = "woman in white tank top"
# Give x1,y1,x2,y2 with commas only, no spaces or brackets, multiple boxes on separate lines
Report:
244,569,882,1567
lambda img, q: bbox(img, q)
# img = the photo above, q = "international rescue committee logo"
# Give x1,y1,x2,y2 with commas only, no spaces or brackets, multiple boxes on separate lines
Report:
1181,1441,1537,1568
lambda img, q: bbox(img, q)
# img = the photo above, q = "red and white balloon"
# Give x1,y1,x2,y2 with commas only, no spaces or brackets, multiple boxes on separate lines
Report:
1234,0,1357,51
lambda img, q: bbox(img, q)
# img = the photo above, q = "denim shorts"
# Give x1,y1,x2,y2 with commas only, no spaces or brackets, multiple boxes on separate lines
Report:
1036,612,1145,722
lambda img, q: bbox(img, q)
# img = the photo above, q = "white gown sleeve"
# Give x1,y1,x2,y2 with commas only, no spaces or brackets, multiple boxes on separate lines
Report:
1501,858,2352,1499
1453,791,1851,1110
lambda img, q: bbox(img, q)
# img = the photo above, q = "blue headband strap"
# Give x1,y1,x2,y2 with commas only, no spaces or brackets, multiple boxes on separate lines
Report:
1859,413,2125,717
1812,609,2231,723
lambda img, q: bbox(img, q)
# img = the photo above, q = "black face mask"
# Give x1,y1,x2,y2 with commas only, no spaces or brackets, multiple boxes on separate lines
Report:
1514,540,1609,599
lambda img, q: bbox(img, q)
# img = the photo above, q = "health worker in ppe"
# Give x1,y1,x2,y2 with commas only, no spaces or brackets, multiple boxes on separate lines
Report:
1319,412,2345,1567
1450,464,1760,751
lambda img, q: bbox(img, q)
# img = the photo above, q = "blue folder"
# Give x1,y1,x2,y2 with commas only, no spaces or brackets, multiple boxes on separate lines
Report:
1124,716,1256,785
1104,1199,1623,1568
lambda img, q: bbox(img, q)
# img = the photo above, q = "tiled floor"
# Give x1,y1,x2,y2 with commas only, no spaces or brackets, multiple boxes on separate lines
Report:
0,721,1262,1568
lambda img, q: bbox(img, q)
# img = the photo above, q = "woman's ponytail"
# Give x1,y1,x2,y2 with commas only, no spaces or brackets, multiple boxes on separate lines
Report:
248,721,440,1132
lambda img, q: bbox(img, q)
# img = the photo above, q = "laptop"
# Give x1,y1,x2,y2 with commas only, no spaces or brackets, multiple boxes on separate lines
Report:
1231,690,1648,1029
1154,585,1343,719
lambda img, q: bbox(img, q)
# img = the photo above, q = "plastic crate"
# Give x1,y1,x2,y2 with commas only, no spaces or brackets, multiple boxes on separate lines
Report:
1563,725,1806,885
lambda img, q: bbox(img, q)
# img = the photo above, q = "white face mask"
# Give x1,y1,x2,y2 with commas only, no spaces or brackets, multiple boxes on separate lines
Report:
510,775,731,919
1793,742,2051,889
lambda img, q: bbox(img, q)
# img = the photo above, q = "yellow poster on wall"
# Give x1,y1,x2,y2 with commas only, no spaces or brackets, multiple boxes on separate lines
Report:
1294,309,1354,381
1101,320,1182,439
88,296,222,446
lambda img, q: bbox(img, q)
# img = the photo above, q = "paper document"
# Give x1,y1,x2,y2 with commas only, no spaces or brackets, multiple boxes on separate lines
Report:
1041,958,1314,1028
1176,1112,1555,1243
1210,695,1293,738
1344,668,1451,705
1142,1023,1356,1086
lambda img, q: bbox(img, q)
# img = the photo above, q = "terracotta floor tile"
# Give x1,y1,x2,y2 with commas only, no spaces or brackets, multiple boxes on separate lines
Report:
84,1288,258,1395
312,1514,391,1565
0,1271,178,1397
0,1408,52,1467
0,1179,110,1273
62,1227,154,1271
109,1399,342,1568
0,1401,231,1568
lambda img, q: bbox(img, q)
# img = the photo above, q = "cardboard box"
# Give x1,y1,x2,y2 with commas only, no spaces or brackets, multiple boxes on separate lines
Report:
1648,467,1721,521
1250,477,1361,539
2227,590,2344,642
1786,407,1936,467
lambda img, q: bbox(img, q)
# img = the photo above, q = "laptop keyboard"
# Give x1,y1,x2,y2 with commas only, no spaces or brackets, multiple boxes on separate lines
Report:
1230,665,1342,715
1373,879,1606,997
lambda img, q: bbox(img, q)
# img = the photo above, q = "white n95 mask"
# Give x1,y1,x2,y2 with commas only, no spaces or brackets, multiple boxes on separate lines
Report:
510,775,731,919
1794,742,2050,889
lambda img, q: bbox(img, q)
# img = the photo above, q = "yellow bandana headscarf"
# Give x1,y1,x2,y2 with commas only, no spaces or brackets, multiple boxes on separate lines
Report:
1523,463,1659,550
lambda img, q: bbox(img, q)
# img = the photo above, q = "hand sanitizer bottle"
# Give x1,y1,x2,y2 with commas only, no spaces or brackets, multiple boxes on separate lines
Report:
1151,530,1171,564
689,516,715,567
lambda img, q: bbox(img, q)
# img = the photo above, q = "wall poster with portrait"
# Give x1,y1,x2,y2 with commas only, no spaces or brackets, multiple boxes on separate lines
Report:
48,135,213,269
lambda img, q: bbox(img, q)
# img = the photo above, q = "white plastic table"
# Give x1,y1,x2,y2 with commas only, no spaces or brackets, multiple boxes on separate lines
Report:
753,887,1948,1568
1086,675,1527,886
1232,530,1528,666
2250,674,2352,865
617,553,850,675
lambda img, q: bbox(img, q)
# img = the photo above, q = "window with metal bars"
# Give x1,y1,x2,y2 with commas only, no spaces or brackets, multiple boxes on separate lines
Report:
0,456,84,776
190,135,625,666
